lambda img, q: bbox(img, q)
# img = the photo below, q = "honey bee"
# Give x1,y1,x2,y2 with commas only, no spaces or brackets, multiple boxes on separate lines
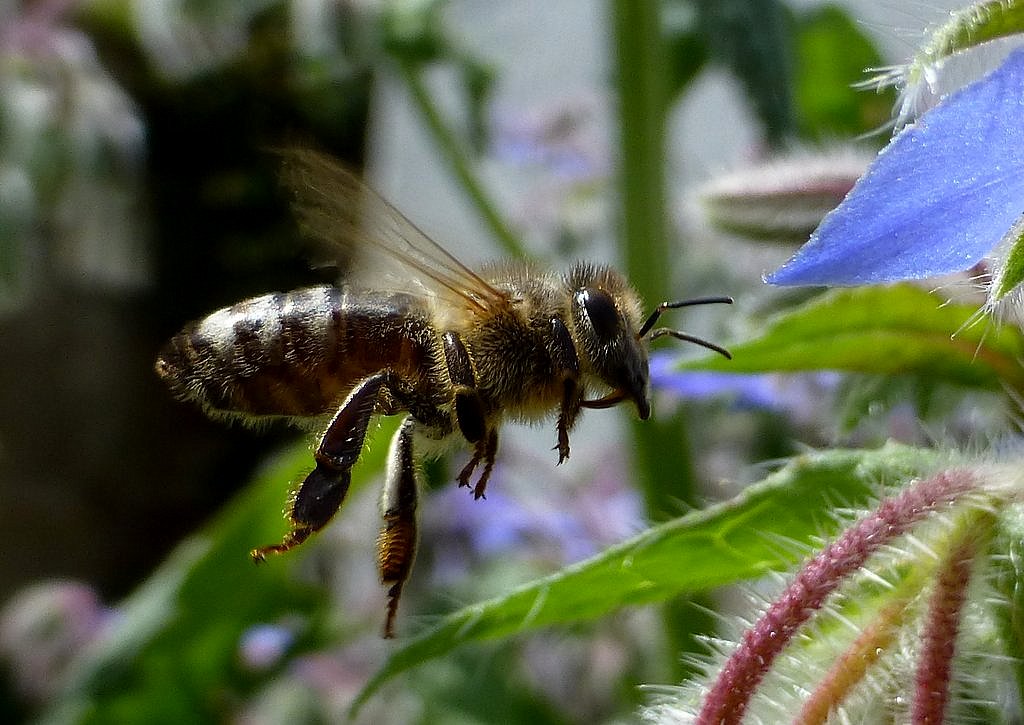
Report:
155,150,732,637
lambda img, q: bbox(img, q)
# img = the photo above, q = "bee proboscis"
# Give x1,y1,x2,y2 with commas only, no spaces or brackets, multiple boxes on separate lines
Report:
155,150,732,637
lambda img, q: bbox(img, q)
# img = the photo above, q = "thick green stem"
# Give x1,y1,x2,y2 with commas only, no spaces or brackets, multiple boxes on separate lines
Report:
611,0,707,680
611,0,697,516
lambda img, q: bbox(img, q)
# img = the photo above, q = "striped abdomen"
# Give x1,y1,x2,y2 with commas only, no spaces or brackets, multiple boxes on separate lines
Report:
155,285,438,419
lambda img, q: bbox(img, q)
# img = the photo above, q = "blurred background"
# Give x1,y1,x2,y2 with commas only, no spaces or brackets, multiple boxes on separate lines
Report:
0,0,974,722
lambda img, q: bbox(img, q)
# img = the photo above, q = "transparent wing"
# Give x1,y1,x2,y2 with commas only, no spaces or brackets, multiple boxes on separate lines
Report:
280,148,508,316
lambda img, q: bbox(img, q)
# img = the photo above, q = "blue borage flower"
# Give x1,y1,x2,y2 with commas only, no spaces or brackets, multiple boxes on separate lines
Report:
767,47,1024,287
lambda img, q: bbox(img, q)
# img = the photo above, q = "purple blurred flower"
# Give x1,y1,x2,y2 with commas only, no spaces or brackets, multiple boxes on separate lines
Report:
425,454,643,585
0,0,82,59
239,623,296,672
490,98,608,181
0,581,115,701
649,351,839,416
237,649,388,725
768,48,1024,287
428,487,583,582
490,97,612,256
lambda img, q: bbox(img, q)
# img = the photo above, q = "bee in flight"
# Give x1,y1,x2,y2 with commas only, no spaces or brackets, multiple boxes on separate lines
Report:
155,150,732,637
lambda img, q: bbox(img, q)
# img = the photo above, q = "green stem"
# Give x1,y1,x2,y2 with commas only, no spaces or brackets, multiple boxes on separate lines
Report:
611,0,706,680
398,60,526,258
611,0,697,515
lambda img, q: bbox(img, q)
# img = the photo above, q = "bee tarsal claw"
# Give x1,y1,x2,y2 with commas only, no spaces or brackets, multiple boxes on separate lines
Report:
458,448,485,489
249,527,313,563
250,545,285,563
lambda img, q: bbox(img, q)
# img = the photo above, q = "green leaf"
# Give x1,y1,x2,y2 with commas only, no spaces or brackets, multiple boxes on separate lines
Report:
679,285,1024,393
352,442,945,713
696,0,797,146
40,418,399,724
794,6,894,139
662,1,708,102
382,0,449,62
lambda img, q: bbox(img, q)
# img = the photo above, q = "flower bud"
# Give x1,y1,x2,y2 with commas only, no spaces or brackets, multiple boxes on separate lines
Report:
694,148,871,245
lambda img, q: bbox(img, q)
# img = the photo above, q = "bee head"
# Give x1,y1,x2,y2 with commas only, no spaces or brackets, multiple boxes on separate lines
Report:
567,264,651,420
569,264,733,420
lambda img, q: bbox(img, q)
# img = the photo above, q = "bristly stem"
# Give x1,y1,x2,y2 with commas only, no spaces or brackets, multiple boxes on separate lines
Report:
912,524,984,723
696,469,979,725
795,594,911,725
796,505,993,725
398,60,527,259
903,1,1024,90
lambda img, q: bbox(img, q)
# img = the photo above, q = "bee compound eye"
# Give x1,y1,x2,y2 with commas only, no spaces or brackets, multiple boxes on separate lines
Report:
577,288,620,343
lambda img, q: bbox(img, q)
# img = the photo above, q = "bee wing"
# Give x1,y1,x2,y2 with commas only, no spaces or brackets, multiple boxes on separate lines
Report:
280,149,508,316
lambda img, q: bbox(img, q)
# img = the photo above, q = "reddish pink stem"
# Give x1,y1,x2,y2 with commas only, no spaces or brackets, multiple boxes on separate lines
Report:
911,536,976,724
696,470,977,725
796,595,909,725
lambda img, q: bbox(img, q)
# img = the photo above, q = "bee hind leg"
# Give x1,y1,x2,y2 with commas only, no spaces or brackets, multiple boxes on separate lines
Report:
378,417,420,638
251,371,388,562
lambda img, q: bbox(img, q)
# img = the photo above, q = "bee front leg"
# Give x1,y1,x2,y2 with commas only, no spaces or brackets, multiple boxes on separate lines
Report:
378,417,419,638
550,317,581,464
556,380,582,464
251,371,387,561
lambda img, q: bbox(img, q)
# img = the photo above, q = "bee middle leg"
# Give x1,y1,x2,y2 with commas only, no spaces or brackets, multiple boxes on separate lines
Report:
457,428,498,499
251,371,389,561
443,331,499,498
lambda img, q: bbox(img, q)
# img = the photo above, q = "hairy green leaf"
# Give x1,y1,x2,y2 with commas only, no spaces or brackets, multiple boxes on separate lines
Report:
681,285,1024,393
353,442,945,712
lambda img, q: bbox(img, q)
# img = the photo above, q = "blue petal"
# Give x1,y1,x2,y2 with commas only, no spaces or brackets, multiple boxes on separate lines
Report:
769,48,1024,286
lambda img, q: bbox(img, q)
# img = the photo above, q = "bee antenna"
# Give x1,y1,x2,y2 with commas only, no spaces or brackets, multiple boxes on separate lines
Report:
638,296,733,338
648,328,732,359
